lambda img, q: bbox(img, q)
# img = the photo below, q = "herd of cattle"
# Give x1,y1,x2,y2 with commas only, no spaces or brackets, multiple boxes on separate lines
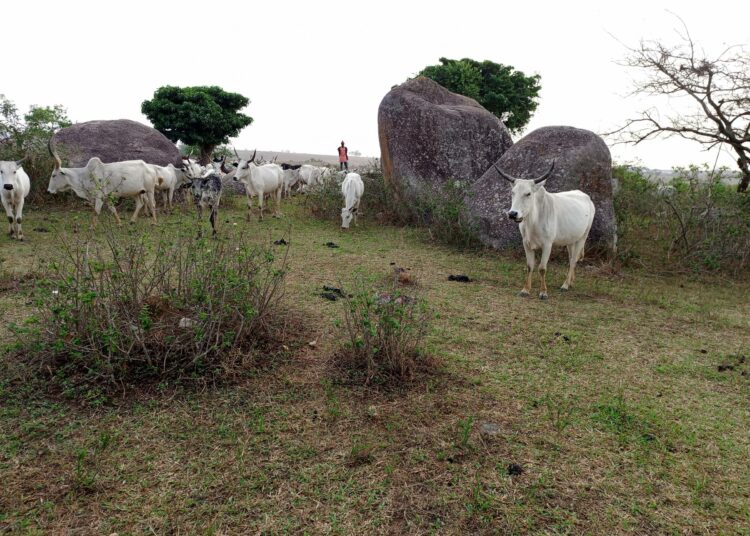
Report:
0,143,365,239
1,141,597,298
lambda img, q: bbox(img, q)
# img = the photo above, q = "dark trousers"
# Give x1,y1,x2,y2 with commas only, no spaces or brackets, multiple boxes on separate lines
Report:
340,161,348,171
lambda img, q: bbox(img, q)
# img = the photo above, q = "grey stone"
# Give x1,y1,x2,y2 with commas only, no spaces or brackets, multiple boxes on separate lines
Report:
378,76,513,197
467,126,617,254
52,119,182,168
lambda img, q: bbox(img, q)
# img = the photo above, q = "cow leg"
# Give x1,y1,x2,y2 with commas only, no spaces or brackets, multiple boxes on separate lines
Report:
209,205,217,236
93,197,104,228
562,240,585,290
258,193,264,221
520,243,535,297
2,195,14,237
538,242,553,300
273,188,282,217
147,190,158,225
246,195,253,221
131,196,144,223
14,196,24,240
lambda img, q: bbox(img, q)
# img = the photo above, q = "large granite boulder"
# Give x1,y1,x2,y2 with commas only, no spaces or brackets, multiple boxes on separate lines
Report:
467,126,617,254
378,77,513,195
52,119,182,167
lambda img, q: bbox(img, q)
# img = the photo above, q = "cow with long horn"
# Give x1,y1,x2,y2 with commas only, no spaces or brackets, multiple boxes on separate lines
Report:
47,138,160,227
494,159,595,299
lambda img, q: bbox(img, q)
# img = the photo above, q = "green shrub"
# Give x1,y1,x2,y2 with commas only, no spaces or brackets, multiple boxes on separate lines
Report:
9,223,290,391
307,165,482,249
334,279,433,385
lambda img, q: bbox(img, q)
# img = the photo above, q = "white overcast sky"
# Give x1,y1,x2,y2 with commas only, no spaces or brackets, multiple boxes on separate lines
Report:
5,0,749,170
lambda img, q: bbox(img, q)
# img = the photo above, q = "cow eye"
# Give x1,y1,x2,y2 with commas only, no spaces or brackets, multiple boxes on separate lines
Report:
525,193,531,197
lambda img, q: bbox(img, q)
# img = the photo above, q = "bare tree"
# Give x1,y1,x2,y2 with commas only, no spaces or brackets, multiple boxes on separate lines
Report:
609,20,750,192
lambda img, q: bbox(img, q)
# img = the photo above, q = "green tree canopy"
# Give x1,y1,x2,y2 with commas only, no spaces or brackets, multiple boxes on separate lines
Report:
141,86,253,164
418,58,541,134
0,95,72,197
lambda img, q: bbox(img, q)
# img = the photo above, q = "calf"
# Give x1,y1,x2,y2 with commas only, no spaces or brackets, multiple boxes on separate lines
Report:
150,164,190,210
0,159,31,240
495,161,595,299
340,172,364,229
188,170,222,236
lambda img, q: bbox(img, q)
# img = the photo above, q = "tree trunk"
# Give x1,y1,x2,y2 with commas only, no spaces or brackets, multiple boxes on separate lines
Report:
199,145,214,166
735,153,750,193
739,171,750,193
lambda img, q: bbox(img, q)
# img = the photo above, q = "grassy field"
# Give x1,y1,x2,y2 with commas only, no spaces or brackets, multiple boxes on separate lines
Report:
1,196,749,535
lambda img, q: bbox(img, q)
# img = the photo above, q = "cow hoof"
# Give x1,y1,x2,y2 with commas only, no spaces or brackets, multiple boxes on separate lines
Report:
518,290,530,298
539,292,548,300
560,286,569,292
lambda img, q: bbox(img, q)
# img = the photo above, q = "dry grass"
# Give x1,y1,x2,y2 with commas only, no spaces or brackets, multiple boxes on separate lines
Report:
1,197,749,534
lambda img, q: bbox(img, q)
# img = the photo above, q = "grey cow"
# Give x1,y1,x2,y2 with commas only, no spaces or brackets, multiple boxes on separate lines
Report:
187,170,223,236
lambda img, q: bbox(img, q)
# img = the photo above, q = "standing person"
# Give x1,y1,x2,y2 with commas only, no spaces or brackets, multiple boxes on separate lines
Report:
338,141,349,171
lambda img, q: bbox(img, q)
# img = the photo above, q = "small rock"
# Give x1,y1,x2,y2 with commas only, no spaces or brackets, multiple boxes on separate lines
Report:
178,317,196,329
479,422,501,440
273,238,288,245
325,242,339,248
320,292,339,301
507,463,524,476
718,364,734,372
700,349,708,354
448,274,472,282
308,340,317,347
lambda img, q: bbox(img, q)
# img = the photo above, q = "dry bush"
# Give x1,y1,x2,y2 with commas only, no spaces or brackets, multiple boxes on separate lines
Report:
8,223,291,392
614,164,750,273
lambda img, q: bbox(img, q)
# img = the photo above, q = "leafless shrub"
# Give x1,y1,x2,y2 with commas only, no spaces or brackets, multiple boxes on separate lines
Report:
614,164,750,273
9,222,291,392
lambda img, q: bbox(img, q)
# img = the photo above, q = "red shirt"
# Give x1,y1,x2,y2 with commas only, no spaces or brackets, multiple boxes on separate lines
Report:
338,146,348,162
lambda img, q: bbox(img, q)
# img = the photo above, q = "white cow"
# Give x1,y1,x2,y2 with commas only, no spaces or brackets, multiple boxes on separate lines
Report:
181,156,204,180
150,164,190,210
47,141,159,226
340,172,364,229
282,168,301,197
495,161,595,299
232,149,284,220
298,164,323,191
1,159,31,240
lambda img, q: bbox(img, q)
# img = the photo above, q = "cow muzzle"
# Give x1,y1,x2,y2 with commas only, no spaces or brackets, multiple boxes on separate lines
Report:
507,210,522,223
3,184,13,191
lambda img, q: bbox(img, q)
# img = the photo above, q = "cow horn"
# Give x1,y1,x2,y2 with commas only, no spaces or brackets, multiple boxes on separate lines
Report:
533,160,556,184
249,149,257,163
233,146,240,160
48,137,62,169
221,158,232,174
15,156,28,167
493,164,516,184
